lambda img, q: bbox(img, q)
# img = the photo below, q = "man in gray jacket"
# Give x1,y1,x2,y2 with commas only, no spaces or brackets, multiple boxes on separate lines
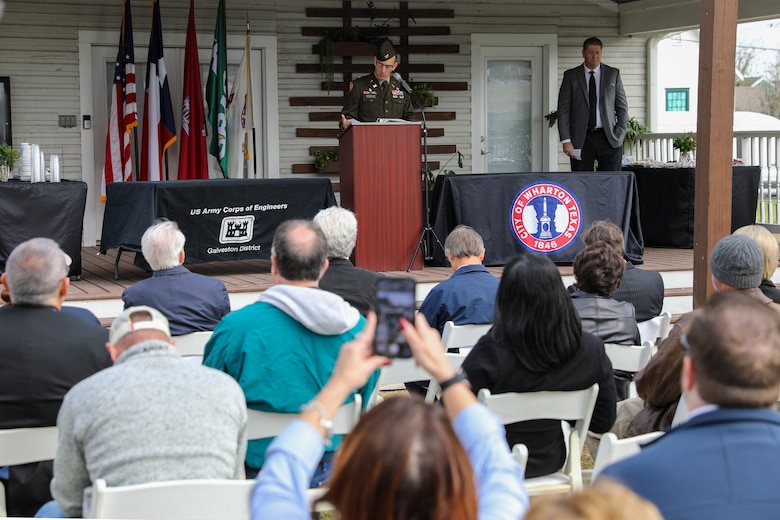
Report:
42,306,247,518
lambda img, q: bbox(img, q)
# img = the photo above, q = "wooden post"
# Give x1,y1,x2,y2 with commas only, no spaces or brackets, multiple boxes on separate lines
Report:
693,0,738,308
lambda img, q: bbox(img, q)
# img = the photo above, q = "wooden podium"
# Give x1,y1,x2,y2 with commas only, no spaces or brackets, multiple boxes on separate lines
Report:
339,122,423,271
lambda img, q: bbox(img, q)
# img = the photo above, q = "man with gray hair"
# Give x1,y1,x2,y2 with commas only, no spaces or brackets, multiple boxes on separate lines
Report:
419,225,499,334
203,219,378,485
40,306,247,518
122,219,231,335
313,206,384,315
0,238,111,517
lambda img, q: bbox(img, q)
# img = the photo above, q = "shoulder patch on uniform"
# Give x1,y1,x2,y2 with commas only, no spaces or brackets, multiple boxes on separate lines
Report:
349,81,354,92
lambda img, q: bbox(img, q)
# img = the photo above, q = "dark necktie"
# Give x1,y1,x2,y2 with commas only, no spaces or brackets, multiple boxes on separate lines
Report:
381,81,388,94
588,71,597,130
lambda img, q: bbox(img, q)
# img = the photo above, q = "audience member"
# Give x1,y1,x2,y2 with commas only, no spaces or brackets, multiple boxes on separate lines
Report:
122,219,231,335
203,219,377,485
627,233,780,435
252,312,529,520
461,252,616,478
40,306,247,518
571,241,641,345
733,224,780,303
419,225,499,334
0,238,111,517
600,291,780,519
578,220,664,321
524,480,662,520
313,206,384,315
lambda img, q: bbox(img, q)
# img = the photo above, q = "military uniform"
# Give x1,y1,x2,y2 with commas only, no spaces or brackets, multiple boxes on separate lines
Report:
341,72,416,123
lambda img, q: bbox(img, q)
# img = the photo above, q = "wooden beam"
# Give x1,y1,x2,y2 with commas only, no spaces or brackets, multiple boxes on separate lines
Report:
693,0,738,308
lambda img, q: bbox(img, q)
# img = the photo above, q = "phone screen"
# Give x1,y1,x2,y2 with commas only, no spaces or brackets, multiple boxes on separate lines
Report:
373,277,416,358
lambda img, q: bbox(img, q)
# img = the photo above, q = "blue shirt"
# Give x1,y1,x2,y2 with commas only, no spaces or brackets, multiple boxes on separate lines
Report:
250,403,528,520
419,264,499,334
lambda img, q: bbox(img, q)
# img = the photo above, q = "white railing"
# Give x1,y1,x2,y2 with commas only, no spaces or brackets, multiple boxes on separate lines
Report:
625,131,780,224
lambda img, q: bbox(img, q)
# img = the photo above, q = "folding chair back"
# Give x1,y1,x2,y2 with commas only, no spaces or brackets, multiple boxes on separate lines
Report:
0,426,58,517
591,431,664,481
246,395,362,440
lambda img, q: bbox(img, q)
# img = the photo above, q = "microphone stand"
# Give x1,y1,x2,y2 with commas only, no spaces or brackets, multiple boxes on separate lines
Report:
406,86,444,272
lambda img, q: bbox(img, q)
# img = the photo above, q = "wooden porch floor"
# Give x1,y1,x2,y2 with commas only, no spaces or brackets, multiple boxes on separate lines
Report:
67,246,694,303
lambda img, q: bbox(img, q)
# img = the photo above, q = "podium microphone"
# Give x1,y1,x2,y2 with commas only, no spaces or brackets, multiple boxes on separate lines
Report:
392,72,413,93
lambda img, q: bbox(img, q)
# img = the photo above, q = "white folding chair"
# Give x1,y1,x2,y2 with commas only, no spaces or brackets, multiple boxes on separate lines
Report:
246,395,362,440
0,426,59,518
638,311,672,347
88,478,254,520
440,321,491,356
604,341,654,398
671,394,688,427
478,384,599,496
424,352,468,403
367,359,433,406
591,430,664,481
656,311,673,343
171,331,214,357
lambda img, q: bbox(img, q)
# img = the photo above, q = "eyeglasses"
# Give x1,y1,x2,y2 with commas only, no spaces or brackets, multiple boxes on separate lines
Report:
375,63,395,71
680,332,690,353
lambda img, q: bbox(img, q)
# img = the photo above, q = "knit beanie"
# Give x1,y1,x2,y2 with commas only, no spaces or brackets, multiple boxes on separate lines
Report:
709,234,763,289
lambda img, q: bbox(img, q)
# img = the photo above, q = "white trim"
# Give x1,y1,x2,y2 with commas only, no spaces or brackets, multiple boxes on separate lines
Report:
470,34,558,172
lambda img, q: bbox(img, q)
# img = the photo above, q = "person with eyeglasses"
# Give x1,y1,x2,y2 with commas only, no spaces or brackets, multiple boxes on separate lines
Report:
598,290,780,519
0,237,112,516
340,39,416,131
620,234,780,438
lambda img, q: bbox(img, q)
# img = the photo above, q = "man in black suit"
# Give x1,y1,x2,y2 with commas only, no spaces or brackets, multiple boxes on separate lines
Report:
557,36,628,171
0,238,112,516
313,206,384,315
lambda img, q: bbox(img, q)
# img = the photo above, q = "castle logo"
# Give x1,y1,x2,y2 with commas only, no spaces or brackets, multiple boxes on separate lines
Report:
509,182,582,254
219,215,255,244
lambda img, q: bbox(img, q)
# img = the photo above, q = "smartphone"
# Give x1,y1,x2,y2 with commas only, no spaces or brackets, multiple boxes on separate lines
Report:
373,277,416,358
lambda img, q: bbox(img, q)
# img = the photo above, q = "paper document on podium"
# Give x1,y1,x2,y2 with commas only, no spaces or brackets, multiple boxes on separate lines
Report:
349,118,412,124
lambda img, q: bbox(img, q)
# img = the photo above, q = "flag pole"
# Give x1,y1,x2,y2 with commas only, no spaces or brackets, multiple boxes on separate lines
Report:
246,19,257,178
132,127,139,181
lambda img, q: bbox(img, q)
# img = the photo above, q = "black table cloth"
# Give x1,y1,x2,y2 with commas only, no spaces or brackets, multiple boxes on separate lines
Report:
623,165,760,248
0,180,87,275
100,178,336,264
429,172,644,266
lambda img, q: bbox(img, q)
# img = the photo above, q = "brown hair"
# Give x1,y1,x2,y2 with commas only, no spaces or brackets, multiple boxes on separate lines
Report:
524,480,662,520
687,290,780,408
320,395,477,520
573,242,625,297
581,220,625,258
733,225,779,280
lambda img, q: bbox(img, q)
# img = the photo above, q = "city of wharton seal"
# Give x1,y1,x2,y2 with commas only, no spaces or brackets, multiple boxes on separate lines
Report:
509,182,582,253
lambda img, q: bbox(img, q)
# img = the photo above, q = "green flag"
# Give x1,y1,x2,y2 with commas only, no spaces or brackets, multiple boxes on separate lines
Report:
206,0,228,177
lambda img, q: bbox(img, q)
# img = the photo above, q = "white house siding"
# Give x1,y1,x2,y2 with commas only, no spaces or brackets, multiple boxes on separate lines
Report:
0,0,649,186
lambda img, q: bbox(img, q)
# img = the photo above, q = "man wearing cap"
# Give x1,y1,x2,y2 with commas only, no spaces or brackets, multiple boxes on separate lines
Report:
0,238,111,517
625,233,780,436
41,306,247,518
340,39,416,130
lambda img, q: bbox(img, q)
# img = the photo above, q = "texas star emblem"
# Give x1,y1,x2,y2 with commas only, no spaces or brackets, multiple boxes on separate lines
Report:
509,182,581,253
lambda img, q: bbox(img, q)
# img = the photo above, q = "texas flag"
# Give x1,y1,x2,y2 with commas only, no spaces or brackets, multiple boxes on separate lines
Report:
140,0,176,181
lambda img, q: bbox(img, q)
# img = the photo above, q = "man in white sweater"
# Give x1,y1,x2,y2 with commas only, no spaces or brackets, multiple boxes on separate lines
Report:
40,306,247,518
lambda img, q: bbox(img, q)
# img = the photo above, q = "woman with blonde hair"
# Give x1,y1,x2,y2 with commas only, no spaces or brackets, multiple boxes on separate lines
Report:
733,225,780,303
251,313,528,520
524,480,662,520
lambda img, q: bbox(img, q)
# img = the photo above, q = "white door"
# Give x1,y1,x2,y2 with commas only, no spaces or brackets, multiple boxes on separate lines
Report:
79,31,278,246
471,35,558,174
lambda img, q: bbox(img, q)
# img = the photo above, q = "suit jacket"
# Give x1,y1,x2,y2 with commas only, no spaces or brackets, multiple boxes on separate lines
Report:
613,263,665,322
122,265,231,336
557,63,628,149
601,407,780,520
0,304,112,516
318,258,384,316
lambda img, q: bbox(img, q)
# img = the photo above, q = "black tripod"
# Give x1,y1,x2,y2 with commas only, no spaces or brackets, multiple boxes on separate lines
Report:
407,100,445,271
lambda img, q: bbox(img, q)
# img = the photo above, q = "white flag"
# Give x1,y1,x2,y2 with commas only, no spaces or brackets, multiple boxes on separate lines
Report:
226,39,254,179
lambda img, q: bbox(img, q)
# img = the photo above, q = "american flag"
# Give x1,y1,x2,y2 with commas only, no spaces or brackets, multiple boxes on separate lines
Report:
101,0,137,201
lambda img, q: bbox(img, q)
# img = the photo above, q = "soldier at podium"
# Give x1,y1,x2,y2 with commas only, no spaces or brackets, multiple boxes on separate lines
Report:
340,40,416,131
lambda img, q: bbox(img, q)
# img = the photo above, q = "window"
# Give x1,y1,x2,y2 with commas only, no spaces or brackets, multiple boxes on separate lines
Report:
666,88,689,112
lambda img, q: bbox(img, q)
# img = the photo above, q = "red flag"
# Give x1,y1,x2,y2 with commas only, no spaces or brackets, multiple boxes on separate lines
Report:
101,0,138,201
177,0,208,180
140,0,177,181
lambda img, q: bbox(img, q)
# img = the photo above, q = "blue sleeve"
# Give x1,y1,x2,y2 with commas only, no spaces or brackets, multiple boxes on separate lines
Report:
419,287,445,332
251,420,325,520
452,404,529,520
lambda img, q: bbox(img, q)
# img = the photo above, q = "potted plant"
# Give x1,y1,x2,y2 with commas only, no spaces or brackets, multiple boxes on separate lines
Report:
673,131,696,164
313,147,339,171
0,144,20,182
624,117,649,146
410,81,435,109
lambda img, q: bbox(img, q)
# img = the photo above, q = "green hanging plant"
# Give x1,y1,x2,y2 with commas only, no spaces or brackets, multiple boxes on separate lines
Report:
410,81,435,109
